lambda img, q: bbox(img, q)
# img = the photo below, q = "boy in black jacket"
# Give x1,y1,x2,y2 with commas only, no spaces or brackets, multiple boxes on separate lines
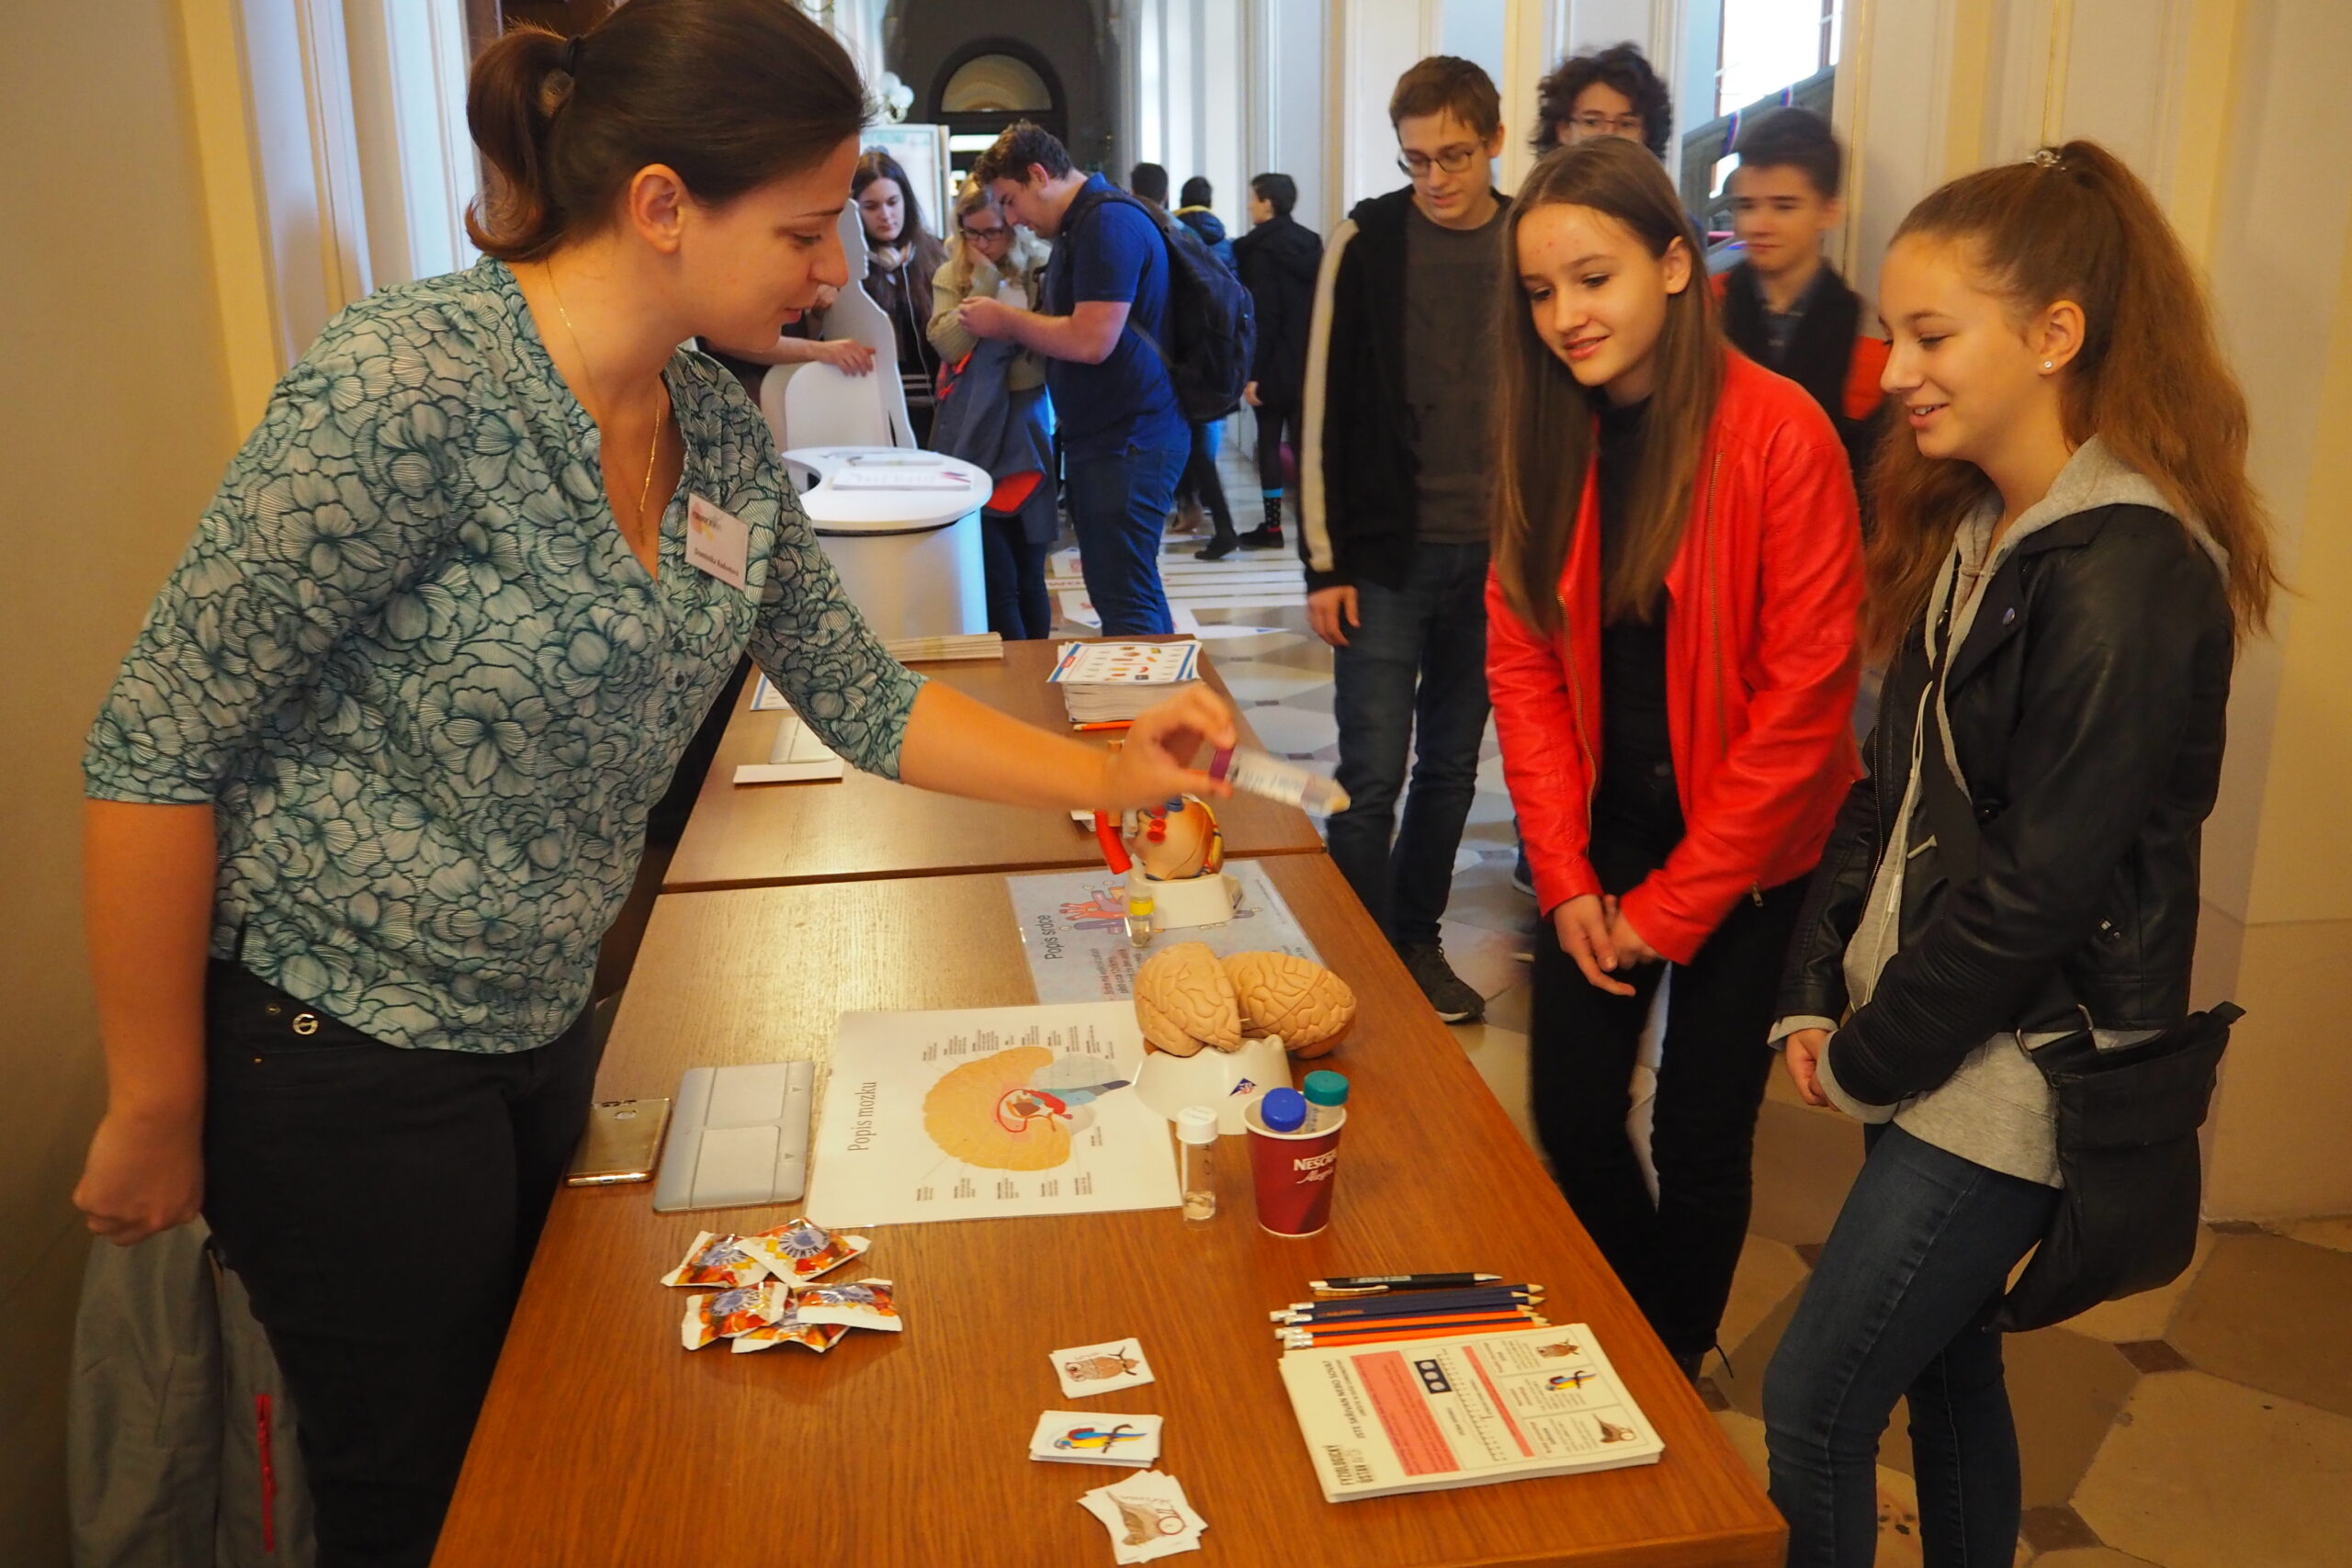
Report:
1231,173,1321,552
1717,108,1888,494
1300,57,1508,1021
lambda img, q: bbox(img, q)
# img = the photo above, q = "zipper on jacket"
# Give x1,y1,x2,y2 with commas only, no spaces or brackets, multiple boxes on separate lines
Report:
1558,590,1600,812
1697,452,1760,906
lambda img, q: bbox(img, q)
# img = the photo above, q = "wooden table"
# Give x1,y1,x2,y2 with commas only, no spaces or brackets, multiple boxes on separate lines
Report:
435,856,1783,1567
662,639,1328,892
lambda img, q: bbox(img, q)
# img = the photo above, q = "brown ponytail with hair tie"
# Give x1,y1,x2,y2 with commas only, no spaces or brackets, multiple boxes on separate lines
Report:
465,0,869,264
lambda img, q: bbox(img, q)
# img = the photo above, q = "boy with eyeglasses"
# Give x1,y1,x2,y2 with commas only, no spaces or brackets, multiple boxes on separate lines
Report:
1531,43,1675,158
1298,56,1508,1021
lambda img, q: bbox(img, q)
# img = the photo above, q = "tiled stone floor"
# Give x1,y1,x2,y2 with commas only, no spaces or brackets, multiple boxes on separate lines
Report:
1075,481,2352,1565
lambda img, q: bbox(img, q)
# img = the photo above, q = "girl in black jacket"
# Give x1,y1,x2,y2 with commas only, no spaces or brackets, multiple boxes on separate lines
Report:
1761,142,2277,1567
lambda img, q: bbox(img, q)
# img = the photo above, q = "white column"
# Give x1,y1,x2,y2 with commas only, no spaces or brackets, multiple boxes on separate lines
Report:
1332,0,1446,214
1499,0,1568,193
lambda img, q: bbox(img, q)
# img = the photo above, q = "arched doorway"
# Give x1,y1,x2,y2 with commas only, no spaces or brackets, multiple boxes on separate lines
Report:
929,38,1068,186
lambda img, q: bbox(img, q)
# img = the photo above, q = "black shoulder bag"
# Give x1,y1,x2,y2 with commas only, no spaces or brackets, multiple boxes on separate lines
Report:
1917,653,2240,1333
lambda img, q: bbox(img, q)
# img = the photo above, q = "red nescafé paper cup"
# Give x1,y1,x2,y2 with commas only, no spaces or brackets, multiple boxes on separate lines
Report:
1244,1099,1347,1236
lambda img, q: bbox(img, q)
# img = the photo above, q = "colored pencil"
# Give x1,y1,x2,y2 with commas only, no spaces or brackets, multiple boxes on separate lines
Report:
1277,1294,1543,1325
1283,1316,1549,1349
1272,1286,1543,1320
1278,1311,1542,1342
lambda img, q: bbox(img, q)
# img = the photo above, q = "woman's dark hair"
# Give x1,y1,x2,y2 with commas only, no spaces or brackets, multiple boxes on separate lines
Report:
1493,139,1722,636
853,150,934,248
1532,43,1673,160
1180,175,1214,209
1250,173,1297,218
1868,141,2276,652
466,0,869,262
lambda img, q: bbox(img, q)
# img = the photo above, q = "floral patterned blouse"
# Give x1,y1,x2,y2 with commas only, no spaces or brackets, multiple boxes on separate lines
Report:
85,258,924,1053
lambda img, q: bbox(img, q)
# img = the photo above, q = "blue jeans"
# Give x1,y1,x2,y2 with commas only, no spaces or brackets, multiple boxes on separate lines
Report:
1327,542,1491,947
1066,438,1186,635
1765,1123,2060,1568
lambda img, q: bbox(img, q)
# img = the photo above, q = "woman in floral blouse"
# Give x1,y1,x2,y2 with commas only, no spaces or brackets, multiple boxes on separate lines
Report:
71,6,1231,1563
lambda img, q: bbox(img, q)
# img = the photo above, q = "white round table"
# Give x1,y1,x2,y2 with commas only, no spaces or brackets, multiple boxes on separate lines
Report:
783,446,990,640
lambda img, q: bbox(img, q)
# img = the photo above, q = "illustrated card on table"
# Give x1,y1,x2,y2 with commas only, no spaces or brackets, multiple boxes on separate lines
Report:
1077,1470,1205,1562
1052,1337,1156,1398
1030,1411,1163,1467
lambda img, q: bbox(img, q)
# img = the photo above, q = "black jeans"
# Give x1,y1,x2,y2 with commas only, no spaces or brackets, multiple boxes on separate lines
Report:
1253,402,1301,500
1529,871,1804,1358
201,963,600,1568
1327,541,1491,947
979,513,1053,640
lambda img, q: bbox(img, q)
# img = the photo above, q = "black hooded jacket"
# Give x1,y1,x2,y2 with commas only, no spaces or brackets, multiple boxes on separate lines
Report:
1231,214,1323,408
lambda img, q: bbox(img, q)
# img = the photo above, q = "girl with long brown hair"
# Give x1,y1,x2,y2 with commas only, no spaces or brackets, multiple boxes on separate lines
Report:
1486,135,1864,1377
1763,142,2273,1566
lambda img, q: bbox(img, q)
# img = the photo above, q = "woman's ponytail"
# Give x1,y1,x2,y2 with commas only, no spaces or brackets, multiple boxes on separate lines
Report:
462,0,870,265
465,26,573,260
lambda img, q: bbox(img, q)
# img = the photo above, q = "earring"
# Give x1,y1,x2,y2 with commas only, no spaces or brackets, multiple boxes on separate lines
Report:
2042,360,2054,371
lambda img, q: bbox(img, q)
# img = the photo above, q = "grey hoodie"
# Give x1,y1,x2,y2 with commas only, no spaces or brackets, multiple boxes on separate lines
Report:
1782,437,2228,1185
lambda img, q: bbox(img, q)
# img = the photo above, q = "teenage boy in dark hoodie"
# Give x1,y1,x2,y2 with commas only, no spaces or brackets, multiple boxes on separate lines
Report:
1230,173,1321,552
1717,108,1888,495
1300,56,1507,1021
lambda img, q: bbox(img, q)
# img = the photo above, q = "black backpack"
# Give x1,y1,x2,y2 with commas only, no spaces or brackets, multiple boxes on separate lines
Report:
1064,186,1256,423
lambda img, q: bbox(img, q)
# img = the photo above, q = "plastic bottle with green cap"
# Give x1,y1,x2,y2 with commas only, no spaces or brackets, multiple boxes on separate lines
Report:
1301,1070,1350,1134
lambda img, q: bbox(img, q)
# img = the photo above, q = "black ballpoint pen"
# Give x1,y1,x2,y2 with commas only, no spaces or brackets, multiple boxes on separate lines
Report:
1309,1272,1502,1296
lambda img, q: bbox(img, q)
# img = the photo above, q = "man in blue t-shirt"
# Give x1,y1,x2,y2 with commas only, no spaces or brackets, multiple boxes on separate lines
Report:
965,121,1188,635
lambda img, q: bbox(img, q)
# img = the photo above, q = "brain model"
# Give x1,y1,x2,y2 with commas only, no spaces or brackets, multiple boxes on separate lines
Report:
1223,951,1357,1059
1131,943,1241,1057
1131,943,1356,1057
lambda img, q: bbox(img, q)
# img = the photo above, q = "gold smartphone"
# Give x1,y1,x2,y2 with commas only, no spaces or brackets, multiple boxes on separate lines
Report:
566,1098,673,1186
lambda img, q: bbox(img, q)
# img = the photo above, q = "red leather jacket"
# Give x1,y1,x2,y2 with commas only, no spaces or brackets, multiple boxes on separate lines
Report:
1486,351,1863,964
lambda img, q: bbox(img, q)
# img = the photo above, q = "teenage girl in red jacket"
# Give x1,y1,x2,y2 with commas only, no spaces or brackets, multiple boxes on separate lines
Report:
1487,137,1862,1374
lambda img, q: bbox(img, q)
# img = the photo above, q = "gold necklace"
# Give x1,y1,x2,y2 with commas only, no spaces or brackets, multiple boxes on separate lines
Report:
544,261,668,549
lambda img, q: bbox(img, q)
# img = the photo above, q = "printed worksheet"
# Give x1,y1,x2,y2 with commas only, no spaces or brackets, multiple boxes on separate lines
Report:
1006,862,1320,1004
803,1002,1179,1226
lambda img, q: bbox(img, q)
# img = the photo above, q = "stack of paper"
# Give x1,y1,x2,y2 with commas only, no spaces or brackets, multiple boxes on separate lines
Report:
1276,1322,1663,1501
883,631,1004,662
1048,640,1202,724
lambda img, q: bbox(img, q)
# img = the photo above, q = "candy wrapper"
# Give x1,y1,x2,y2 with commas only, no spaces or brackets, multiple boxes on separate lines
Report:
729,1312,850,1354
740,1219,870,1283
679,1283,789,1350
789,1279,902,1332
661,1232,767,1290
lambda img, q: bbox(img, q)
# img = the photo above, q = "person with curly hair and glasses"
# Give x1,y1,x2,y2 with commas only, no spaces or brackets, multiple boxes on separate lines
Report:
1532,42,1676,160
71,6,1237,1563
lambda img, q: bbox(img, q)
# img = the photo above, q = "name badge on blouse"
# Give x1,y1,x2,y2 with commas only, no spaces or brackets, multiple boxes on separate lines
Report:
684,494,751,593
